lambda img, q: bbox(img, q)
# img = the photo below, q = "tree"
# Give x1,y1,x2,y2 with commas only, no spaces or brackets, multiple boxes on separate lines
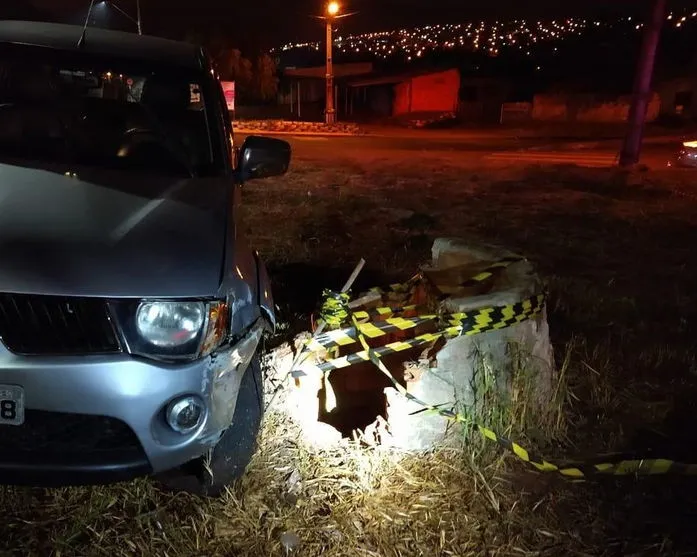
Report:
216,48,254,97
253,53,279,102
180,33,279,104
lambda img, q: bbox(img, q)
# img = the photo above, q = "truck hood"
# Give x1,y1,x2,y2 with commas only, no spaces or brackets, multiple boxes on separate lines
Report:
0,162,229,298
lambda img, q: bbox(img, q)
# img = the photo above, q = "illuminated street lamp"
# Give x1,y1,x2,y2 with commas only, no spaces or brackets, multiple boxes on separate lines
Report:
315,2,355,125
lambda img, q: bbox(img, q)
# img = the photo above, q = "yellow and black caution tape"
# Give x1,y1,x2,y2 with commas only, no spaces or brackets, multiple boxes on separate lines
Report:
308,315,436,353
316,331,444,372
319,289,351,329
309,293,545,362
353,303,420,321
312,284,697,480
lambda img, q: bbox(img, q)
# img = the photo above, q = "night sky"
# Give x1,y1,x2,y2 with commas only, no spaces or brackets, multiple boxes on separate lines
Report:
15,0,697,51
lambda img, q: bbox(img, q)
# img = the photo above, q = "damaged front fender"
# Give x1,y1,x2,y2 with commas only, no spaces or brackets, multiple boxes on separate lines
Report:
202,318,265,439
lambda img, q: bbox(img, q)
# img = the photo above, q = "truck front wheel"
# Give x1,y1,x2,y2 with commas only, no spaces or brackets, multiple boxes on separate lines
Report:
157,354,264,497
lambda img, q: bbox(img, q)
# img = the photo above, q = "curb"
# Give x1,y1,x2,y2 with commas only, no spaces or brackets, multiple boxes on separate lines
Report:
234,129,364,138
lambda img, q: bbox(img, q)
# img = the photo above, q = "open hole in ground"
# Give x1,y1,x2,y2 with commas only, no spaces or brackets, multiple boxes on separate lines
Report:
312,348,429,440
272,262,441,442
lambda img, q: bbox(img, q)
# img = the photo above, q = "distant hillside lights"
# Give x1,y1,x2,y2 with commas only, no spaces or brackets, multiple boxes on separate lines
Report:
670,12,697,27
274,10,697,61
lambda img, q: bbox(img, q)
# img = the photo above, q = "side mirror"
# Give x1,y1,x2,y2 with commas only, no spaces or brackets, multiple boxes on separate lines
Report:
237,135,291,183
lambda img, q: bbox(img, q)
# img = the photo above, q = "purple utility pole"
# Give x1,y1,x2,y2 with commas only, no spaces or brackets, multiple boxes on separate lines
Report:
619,0,668,167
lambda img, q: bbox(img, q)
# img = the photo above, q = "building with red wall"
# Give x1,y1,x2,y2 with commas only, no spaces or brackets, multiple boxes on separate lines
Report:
348,68,460,117
393,68,460,115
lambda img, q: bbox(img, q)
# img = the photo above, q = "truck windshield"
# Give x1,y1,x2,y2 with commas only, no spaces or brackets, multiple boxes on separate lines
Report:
0,43,219,177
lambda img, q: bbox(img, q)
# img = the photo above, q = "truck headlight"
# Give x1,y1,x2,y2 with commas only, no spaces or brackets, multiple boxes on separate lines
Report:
110,299,229,361
136,301,205,347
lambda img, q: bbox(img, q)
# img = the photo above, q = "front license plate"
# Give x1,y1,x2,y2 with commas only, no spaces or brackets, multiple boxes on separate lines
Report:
0,385,25,426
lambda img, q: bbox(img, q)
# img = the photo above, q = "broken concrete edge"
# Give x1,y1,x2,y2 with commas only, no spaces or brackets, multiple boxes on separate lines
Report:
429,237,543,312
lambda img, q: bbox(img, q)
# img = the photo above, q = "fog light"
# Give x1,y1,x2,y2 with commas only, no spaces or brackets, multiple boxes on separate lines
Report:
166,396,205,434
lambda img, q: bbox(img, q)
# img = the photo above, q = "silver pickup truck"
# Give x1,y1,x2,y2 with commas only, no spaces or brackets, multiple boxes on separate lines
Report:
0,20,290,496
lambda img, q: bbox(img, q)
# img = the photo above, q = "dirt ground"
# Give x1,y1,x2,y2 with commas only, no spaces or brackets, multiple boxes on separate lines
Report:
3,148,697,556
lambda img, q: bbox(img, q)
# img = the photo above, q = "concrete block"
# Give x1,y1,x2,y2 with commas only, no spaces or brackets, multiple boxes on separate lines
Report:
382,237,554,450
268,237,554,452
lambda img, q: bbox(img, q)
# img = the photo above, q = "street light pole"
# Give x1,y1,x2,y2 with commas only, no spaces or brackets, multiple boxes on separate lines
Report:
314,2,354,125
325,16,335,124
324,1,340,125
618,0,667,167
136,0,142,35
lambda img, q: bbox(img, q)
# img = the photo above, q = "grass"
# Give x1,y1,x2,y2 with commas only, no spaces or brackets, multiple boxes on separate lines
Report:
459,337,570,456
3,148,697,555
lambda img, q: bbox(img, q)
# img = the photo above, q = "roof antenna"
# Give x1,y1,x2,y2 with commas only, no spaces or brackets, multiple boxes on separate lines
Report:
77,0,97,48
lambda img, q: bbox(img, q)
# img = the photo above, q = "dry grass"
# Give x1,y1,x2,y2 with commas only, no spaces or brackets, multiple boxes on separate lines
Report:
3,147,697,555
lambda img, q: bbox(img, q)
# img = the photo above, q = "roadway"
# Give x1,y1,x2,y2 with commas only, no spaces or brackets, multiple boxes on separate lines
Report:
236,130,680,169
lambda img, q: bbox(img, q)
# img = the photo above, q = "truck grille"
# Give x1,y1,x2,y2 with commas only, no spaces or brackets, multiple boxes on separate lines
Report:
0,293,121,355
0,410,143,454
